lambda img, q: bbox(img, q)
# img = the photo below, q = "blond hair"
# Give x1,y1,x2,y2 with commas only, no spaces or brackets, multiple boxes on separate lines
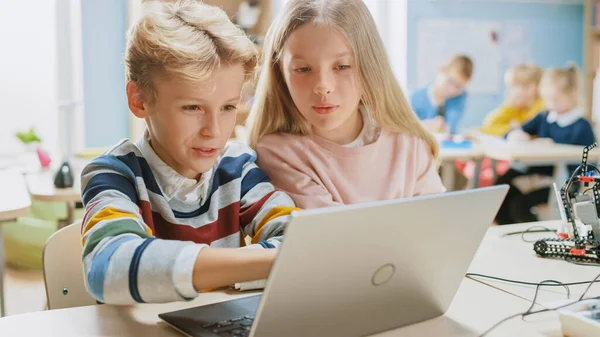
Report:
125,0,258,101
445,54,474,80
247,0,438,157
540,64,581,95
504,64,543,86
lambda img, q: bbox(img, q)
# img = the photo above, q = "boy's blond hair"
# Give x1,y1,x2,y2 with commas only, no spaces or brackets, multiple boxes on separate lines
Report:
504,65,543,86
125,0,258,101
445,54,474,80
246,0,438,157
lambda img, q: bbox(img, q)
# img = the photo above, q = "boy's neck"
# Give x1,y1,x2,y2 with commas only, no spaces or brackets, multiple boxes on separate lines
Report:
147,134,202,181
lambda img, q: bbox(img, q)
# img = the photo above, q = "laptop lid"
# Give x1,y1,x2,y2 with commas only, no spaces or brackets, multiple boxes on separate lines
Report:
250,186,508,337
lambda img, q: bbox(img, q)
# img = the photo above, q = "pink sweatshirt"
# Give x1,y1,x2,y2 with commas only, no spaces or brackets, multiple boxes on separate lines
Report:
256,129,445,209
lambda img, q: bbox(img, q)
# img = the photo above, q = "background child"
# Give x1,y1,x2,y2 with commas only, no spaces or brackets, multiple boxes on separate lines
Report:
246,0,445,209
458,65,544,188
410,55,473,134
495,65,595,225
80,0,297,304
480,64,544,136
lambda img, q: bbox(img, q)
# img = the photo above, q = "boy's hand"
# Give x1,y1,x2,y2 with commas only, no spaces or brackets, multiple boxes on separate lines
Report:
192,247,278,292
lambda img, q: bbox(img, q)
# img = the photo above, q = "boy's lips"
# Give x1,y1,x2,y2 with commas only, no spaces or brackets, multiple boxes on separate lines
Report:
192,147,218,158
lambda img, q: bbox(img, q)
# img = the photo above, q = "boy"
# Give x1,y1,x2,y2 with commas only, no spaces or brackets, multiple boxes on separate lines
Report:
80,0,297,304
410,54,473,134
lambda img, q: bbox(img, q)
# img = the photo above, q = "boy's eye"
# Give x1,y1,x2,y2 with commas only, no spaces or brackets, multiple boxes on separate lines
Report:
294,67,310,73
336,65,351,70
183,105,202,112
223,105,237,111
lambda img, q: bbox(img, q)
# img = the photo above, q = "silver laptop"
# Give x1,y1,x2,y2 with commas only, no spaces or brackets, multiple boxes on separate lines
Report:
160,185,509,337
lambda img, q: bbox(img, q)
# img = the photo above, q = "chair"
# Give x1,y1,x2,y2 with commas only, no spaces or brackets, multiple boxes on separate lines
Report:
42,222,96,309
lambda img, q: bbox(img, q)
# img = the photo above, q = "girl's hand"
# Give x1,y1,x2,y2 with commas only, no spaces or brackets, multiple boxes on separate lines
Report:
506,129,531,143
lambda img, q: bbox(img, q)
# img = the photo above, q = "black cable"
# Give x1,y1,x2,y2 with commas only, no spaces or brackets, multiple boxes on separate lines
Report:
520,226,557,243
501,228,556,238
476,271,600,337
478,296,600,337
466,273,600,288
579,271,600,300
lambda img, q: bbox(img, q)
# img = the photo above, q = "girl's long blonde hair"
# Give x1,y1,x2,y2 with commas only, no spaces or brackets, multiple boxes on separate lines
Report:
246,0,438,157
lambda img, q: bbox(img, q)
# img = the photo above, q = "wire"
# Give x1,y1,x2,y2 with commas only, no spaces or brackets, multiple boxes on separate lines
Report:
501,228,556,238
579,271,600,300
520,226,557,243
466,273,600,288
476,272,600,337
478,296,600,337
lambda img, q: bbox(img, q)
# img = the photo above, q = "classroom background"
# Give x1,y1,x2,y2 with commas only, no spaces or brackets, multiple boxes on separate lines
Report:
1,0,600,328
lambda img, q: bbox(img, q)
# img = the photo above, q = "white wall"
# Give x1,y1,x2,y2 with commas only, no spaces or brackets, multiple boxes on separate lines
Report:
0,0,59,157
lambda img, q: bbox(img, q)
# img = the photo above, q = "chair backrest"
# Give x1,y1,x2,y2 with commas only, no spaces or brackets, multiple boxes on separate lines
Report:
42,222,97,310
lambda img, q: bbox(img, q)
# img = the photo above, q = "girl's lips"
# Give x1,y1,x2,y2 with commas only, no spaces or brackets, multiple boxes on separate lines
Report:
312,105,339,115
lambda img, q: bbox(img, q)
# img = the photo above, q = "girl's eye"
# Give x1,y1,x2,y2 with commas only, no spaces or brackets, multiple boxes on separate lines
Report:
183,105,201,111
223,105,237,111
337,65,351,70
295,67,310,73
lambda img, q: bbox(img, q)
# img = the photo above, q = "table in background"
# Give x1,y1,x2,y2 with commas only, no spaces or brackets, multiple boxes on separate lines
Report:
0,171,31,317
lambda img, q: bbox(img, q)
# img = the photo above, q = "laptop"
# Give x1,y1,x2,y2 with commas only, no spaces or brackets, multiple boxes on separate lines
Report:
160,185,509,337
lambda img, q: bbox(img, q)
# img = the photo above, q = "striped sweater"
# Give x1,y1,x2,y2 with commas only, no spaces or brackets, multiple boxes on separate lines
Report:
80,138,297,304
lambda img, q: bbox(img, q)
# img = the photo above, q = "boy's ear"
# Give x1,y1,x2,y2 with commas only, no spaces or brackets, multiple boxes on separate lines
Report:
126,81,149,118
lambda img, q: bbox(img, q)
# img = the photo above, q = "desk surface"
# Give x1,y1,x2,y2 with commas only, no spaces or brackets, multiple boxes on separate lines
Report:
0,171,31,221
468,221,600,304
480,139,600,163
24,170,81,203
439,144,485,161
0,278,550,337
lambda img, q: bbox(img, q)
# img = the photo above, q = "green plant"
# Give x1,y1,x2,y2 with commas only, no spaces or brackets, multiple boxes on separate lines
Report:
16,127,41,144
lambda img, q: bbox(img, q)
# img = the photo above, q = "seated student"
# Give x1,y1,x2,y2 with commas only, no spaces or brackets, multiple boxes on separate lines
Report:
494,65,595,225
457,65,545,187
246,0,445,209
410,55,473,134
480,64,544,136
80,0,297,305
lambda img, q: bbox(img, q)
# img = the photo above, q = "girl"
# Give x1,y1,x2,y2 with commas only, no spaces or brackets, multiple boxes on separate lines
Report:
480,64,544,136
246,0,445,209
495,65,595,225
410,55,473,134
457,65,544,188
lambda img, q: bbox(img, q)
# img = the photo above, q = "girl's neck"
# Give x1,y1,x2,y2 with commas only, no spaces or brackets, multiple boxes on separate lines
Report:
313,108,363,145
556,105,577,115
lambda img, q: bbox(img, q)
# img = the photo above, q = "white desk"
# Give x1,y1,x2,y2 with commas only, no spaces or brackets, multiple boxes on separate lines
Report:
24,170,81,228
439,143,485,191
480,140,600,219
468,221,600,304
0,279,548,337
0,171,31,317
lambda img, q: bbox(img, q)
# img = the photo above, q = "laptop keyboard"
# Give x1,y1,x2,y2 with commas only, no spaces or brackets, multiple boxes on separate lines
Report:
201,315,255,337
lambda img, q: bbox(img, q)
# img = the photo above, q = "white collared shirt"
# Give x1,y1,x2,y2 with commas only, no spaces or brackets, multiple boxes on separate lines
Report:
136,131,211,203
546,107,583,128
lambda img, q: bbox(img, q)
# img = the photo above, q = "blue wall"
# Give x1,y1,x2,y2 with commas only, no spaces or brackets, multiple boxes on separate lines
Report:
81,0,129,147
407,0,584,131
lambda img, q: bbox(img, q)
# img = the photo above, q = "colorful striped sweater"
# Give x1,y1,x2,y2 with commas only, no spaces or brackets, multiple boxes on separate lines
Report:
80,138,297,304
